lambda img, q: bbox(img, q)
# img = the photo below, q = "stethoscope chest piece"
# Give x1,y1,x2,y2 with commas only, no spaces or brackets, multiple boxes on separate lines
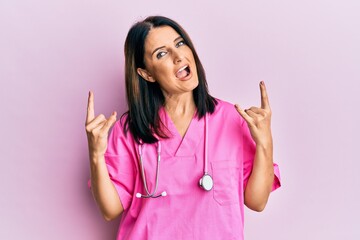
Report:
199,173,214,191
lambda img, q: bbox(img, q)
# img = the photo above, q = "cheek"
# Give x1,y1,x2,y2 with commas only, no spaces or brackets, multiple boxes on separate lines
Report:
185,47,195,58
157,62,173,75
152,64,174,82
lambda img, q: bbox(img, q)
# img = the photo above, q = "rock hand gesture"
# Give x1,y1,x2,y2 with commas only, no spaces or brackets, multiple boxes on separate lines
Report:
235,81,272,147
85,91,117,158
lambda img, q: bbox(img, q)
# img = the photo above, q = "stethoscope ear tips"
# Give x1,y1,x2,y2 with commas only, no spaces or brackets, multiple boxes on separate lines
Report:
161,191,167,197
136,193,142,198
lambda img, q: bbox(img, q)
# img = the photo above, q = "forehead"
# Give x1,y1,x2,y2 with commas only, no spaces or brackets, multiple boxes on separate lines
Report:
145,26,181,52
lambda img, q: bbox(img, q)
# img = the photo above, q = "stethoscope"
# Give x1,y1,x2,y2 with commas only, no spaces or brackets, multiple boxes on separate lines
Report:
136,114,213,198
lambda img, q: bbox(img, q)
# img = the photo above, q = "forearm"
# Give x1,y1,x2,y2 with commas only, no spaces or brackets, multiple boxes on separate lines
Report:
244,143,274,212
90,154,123,220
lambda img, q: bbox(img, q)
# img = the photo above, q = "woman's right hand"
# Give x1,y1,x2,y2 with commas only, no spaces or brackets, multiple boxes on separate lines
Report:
85,91,117,159
85,91,123,220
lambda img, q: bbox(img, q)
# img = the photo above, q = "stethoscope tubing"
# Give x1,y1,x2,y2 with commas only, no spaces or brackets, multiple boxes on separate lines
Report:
136,113,211,198
204,113,209,175
137,143,163,198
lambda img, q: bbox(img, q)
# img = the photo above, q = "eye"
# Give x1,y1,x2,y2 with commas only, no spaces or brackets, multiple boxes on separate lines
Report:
176,40,185,48
156,51,167,59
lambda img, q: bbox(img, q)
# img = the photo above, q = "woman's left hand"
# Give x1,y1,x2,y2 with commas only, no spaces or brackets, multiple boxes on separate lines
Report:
235,81,272,147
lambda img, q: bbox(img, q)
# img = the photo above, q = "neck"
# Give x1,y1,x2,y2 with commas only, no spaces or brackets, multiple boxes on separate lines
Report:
164,92,196,117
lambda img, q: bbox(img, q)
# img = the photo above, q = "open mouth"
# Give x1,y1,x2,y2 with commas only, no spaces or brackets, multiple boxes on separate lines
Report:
176,65,191,79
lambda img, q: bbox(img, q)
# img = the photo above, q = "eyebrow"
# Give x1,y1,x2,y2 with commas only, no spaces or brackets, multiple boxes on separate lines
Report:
151,36,183,56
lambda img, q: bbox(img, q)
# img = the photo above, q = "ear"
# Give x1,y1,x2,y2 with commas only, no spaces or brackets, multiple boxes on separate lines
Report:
137,68,155,82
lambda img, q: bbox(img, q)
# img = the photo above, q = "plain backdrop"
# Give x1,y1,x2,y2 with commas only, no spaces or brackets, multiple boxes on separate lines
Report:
1,0,359,239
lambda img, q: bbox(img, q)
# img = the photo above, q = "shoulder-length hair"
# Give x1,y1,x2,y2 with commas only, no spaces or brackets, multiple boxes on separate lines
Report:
122,15,217,144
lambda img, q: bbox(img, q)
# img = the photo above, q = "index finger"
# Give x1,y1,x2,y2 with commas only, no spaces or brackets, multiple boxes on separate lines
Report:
260,81,271,109
86,91,95,124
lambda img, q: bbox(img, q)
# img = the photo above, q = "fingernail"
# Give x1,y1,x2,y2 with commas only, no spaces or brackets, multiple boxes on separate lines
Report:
260,81,264,85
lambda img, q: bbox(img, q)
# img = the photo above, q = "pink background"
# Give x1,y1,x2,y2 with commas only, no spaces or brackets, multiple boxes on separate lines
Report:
1,0,359,239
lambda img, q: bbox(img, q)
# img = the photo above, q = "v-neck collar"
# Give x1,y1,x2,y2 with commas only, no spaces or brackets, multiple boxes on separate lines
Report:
159,107,204,157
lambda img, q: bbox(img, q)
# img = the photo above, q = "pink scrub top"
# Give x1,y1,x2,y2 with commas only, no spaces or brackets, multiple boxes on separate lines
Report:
91,99,281,240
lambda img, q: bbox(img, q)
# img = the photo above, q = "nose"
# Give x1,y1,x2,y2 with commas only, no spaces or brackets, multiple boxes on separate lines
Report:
173,49,184,64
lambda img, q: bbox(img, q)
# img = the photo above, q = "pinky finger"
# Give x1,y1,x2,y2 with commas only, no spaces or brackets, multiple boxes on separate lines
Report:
100,111,117,132
235,104,253,125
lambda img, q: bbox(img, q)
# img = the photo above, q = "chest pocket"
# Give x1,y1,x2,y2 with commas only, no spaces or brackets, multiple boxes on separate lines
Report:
211,160,240,206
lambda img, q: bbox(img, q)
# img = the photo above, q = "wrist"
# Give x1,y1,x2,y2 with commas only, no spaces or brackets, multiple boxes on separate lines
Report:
89,152,105,164
256,141,272,150
255,136,273,149
255,140,273,159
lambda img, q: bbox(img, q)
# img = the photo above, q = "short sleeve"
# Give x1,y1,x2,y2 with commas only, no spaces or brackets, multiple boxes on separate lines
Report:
241,120,281,192
88,119,137,210
272,163,281,191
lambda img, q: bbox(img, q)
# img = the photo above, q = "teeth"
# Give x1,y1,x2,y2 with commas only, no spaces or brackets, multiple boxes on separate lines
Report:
177,65,188,73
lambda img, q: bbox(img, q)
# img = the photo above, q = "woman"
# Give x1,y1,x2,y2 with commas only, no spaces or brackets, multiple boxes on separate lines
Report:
86,16,281,239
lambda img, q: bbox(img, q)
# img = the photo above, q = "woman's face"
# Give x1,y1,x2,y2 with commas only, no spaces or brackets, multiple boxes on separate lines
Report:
137,26,199,97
